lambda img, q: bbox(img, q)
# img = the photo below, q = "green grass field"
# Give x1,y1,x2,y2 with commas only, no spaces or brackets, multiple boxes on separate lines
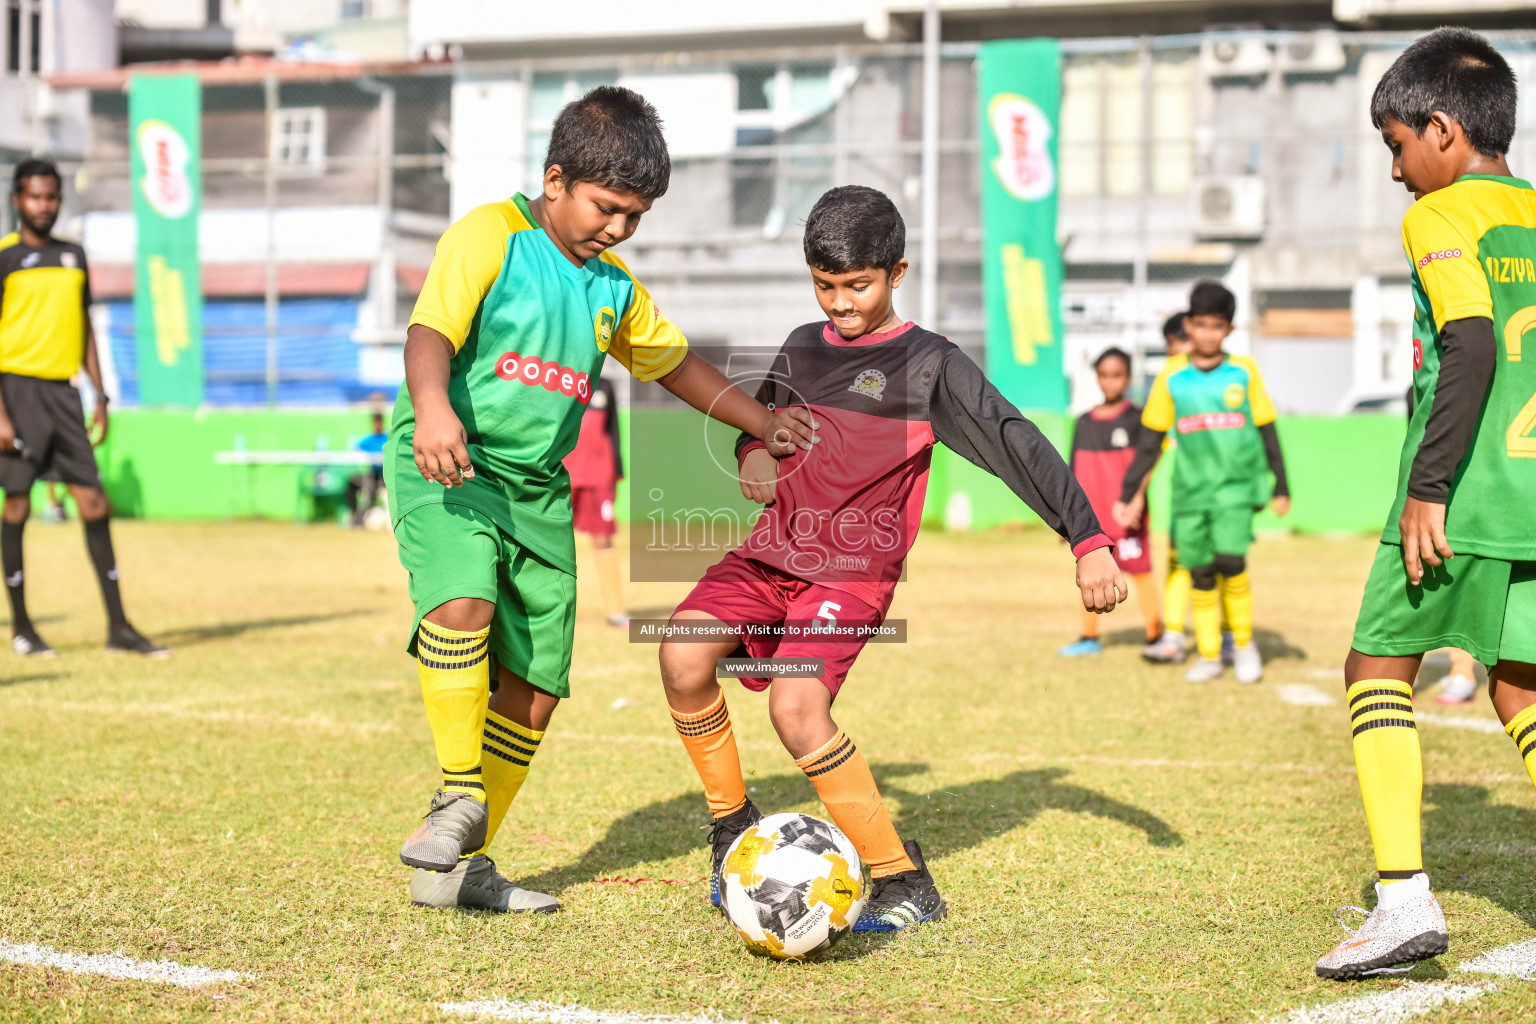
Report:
2,520,1535,1023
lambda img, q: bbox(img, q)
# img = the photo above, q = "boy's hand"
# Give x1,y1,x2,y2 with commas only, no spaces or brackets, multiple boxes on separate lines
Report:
1399,496,1452,586
739,447,779,505
1270,495,1291,518
1077,546,1128,613
1110,499,1141,530
413,401,474,488
758,407,819,456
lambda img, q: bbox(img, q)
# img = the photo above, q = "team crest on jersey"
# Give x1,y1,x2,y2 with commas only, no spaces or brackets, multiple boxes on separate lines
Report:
595,307,617,351
1111,427,1129,448
1223,382,1246,409
848,368,887,401
60,251,78,269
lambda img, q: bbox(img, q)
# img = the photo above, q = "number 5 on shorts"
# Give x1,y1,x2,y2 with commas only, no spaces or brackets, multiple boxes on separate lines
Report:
811,600,841,632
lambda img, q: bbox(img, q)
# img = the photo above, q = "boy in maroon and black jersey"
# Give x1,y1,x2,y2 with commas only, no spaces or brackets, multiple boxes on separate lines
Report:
657,186,1124,935
1060,347,1161,657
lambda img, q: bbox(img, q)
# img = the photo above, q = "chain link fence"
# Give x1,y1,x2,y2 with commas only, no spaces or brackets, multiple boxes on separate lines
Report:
13,30,1536,413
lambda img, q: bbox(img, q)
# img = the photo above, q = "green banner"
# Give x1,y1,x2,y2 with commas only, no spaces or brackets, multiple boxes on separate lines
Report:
129,74,203,406
978,39,1067,412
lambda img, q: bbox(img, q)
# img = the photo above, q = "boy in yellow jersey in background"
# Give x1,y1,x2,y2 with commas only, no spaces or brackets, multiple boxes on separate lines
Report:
1316,28,1536,979
1115,282,1290,684
387,87,817,912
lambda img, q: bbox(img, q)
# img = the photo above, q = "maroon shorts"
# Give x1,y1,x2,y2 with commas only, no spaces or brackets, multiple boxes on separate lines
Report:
673,551,881,699
1111,525,1152,575
571,483,616,536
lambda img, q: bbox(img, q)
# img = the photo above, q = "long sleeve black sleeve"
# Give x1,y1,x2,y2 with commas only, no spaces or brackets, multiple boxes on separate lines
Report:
929,348,1107,549
1408,316,1497,504
1118,427,1165,504
1257,422,1287,499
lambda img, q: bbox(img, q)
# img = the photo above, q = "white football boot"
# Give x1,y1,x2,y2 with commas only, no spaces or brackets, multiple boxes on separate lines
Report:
1185,658,1224,683
1232,642,1263,684
1315,873,1448,980
1141,631,1187,663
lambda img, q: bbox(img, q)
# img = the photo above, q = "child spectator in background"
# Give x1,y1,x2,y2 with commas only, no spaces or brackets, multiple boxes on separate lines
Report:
347,411,388,527
1143,313,1193,663
563,376,627,626
1059,347,1162,656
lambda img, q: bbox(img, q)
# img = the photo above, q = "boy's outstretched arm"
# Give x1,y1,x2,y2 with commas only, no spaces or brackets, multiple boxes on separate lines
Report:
1399,316,1497,584
1114,427,1166,527
1257,422,1290,517
404,323,474,488
657,351,818,457
929,348,1126,612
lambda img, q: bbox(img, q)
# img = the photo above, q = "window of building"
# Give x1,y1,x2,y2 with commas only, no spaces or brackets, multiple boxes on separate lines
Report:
729,62,837,233
1059,51,1194,199
272,107,327,174
340,0,370,19
5,0,41,75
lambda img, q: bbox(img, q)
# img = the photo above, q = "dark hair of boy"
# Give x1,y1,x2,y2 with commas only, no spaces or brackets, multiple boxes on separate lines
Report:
1188,280,1236,323
545,85,671,200
1162,311,1188,340
803,185,906,274
1094,346,1132,372
1370,27,1516,159
11,158,60,195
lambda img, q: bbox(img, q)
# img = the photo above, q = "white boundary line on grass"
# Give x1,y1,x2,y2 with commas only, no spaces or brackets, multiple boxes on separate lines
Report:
0,940,251,988
1270,936,1536,1024
1417,711,1509,735
0,697,402,735
440,999,778,1024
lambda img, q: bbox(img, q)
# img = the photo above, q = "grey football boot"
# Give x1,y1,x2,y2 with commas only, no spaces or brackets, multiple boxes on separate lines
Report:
399,789,489,872
411,854,559,913
1315,874,1448,979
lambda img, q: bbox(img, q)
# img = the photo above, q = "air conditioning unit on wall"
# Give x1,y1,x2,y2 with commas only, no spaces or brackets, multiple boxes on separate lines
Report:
1192,176,1266,239
1200,37,1273,79
1277,30,1348,74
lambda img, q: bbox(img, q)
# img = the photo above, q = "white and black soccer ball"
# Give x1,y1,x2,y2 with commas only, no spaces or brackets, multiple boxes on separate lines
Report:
719,812,865,960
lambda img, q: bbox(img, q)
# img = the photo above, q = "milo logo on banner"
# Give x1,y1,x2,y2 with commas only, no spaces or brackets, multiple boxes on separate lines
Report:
137,119,195,220
987,92,1055,202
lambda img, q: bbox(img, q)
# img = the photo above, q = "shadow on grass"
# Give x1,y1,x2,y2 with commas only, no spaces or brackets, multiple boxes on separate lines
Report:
517,763,1182,900
0,672,62,687
1418,782,1536,930
1098,626,1304,661
157,607,384,647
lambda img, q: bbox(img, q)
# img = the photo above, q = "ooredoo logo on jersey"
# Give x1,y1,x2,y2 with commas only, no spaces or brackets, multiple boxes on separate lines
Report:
495,352,592,404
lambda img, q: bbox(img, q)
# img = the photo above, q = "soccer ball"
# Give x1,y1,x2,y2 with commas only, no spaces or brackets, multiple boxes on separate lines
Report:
719,812,865,960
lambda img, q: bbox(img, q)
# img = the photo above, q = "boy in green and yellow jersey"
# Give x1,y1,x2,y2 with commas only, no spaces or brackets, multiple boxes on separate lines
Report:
388,87,817,912
1316,28,1536,980
1115,281,1290,685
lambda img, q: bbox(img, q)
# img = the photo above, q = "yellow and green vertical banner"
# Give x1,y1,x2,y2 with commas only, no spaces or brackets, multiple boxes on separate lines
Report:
978,39,1067,412
129,73,203,406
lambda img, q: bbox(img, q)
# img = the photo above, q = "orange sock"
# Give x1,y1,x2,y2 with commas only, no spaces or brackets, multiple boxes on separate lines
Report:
794,729,914,878
669,688,747,818
1131,571,1161,641
1079,606,1099,639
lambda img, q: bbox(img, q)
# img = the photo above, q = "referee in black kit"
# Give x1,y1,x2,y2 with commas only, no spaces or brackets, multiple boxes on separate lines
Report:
0,159,166,658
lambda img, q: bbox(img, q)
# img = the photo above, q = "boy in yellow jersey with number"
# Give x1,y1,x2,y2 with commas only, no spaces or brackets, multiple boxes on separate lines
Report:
1315,28,1536,979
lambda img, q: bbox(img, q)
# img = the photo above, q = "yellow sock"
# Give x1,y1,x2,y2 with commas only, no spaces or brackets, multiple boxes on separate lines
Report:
670,688,748,818
1191,585,1221,661
1164,565,1191,634
594,547,625,619
1348,679,1422,883
795,729,914,878
1504,703,1536,790
416,619,491,804
1222,571,1254,647
469,708,544,856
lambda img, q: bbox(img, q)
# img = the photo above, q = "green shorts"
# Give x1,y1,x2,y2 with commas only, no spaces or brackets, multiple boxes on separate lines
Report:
1352,543,1536,667
394,502,577,698
1170,505,1254,570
